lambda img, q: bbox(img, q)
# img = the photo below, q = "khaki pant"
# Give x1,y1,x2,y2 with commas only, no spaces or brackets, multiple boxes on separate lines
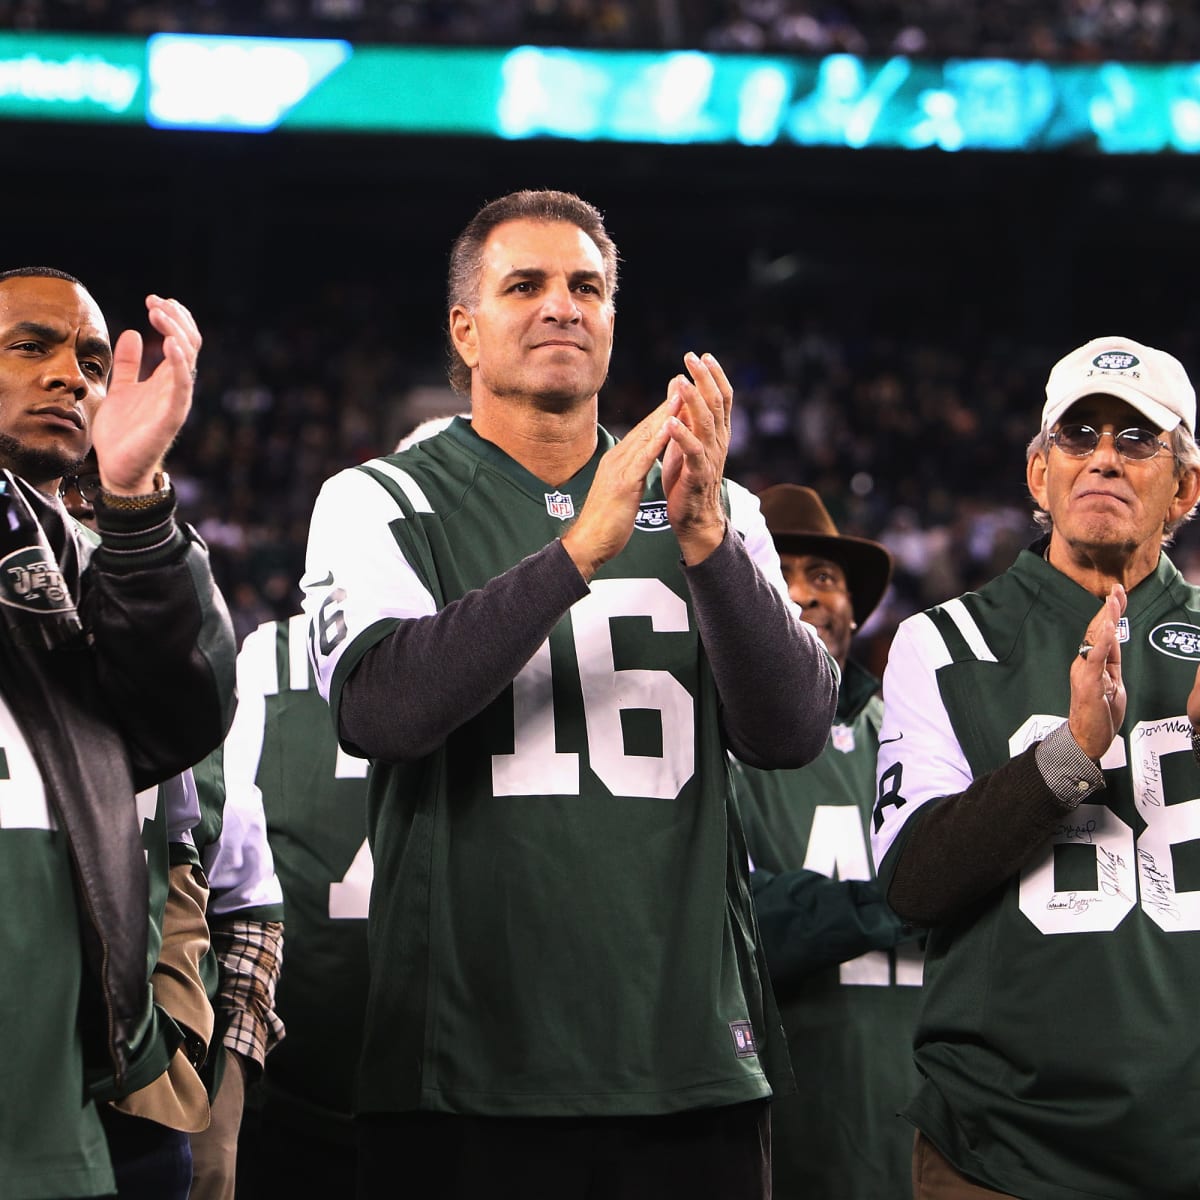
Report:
188,1050,245,1200
116,863,214,1134
912,1132,1017,1200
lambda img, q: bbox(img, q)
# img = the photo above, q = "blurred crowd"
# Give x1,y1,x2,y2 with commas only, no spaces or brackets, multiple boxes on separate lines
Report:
22,0,1200,671
6,0,1196,61
139,279,1200,676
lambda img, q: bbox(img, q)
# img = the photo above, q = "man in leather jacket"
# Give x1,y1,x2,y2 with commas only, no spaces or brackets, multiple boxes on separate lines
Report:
0,267,236,1200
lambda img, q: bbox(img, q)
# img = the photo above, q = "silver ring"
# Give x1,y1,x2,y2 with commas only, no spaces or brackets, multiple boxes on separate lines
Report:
1078,641,1093,660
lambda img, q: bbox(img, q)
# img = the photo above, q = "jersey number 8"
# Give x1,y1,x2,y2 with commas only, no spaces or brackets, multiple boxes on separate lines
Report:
1014,715,1200,935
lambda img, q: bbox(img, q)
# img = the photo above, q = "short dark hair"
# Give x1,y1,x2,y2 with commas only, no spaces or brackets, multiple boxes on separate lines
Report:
445,189,619,396
0,266,85,287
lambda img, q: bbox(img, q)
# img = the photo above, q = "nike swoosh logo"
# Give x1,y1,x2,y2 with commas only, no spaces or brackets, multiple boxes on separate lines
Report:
310,571,334,588
878,733,904,746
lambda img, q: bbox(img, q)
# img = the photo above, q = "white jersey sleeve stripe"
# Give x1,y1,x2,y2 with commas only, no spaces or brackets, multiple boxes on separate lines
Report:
872,611,974,868
240,617,281,699
302,468,439,703
361,459,434,514
941,596,998,663
204,621,284,914
287,611,311,691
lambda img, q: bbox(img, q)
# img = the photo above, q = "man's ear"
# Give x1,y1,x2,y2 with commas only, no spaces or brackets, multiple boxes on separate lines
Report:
449,305,478,369
1027,448,1049,512
1168,465,1200,528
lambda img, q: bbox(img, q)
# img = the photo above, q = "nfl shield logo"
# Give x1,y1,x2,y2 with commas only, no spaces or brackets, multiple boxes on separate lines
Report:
831,724,855,754
1116,616,1129,643
545,491,575,521
728,1019,757,1058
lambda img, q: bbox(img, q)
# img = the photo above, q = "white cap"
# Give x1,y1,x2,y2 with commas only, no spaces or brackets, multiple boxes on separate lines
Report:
1043,336,1196,435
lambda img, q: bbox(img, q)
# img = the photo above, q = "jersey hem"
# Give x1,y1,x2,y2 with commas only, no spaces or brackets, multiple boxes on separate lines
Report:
358,1075,773,1119
907,1089,1166,1200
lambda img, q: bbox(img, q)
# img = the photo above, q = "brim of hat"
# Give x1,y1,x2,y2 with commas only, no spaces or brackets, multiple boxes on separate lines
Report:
1044,381,1185,434
771,532,893,626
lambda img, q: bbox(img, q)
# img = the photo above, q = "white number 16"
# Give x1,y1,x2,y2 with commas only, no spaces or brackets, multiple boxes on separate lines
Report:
491,578,696,800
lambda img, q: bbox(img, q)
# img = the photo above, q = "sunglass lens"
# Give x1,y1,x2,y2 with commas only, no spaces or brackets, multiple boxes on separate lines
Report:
1115,430,1160,460
1055,425,1097,456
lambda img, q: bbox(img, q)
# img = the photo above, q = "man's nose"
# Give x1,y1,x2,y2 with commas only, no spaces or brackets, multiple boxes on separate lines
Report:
788,581,816,608
541,281,580,322
1089,428,1125,472
42,350,90,401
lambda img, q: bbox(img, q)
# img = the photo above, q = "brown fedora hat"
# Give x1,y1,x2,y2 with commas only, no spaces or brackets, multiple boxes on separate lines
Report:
757,484,893,626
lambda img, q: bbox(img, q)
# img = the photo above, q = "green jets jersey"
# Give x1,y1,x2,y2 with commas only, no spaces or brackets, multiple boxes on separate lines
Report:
874,549,1200,1200
303,418,788,1118
737,660,921,1200
232,615,370,1131
0,697,113,1199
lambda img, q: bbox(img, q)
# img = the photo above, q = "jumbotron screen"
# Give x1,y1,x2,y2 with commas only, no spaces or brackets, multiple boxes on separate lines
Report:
1,31,1198,152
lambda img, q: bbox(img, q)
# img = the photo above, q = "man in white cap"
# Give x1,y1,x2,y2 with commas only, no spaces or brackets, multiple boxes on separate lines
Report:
734,484,922,1199
872,336,1200,1199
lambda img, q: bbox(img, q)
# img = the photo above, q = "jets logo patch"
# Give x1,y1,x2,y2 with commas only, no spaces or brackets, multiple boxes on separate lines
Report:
1092,351,1139,371
544,491,575,521
1149,622,1200,660
633,501,670,532
0,548,75,614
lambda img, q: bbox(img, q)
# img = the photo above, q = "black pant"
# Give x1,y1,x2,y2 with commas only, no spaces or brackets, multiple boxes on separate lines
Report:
357,1101,771,1200
236,1102,358,1200
98,1104,192,1200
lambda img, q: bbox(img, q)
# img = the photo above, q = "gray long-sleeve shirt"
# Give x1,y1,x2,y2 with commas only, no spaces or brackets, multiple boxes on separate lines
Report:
340,524,837,770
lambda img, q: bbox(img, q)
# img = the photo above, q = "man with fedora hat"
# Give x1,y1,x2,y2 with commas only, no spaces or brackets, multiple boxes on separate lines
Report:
872,335,1200,1198
734,483,922,1199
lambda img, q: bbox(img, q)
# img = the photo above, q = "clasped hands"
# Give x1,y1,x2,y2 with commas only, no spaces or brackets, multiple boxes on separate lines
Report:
562,351,731,581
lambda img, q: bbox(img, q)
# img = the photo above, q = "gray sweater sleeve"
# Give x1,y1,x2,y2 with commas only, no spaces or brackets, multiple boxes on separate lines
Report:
879,743,1091,926
340,524,835,770
683,525,837,769
338,539,588,761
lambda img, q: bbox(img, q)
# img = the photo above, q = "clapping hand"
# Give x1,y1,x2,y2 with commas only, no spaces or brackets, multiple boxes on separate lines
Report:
1069,585,1128,762
92,295,201,496
661,351,732,565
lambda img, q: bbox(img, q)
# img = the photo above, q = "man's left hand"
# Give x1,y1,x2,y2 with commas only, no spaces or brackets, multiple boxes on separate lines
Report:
661,351,731,565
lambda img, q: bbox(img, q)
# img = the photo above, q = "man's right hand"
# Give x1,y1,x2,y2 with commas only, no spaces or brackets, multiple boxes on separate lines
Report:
1068,585,1128,762
93,295,201,496
560,393,680,582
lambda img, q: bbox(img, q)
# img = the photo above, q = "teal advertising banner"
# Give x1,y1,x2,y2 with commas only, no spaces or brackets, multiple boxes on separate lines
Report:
0,33,144,122
3,31,1200,153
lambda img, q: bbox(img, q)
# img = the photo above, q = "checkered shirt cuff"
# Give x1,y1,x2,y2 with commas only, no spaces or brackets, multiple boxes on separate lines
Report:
1035,722,1105,810
211,919,285,1069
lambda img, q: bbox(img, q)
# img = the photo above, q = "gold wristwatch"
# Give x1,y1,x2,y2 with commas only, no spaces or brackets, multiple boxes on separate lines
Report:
98,471,172,511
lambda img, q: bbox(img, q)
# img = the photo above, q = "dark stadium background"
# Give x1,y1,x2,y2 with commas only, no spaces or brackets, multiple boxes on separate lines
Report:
18,124,1196,346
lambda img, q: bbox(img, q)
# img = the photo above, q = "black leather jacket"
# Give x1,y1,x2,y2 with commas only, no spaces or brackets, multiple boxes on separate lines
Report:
0,480,236,1088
